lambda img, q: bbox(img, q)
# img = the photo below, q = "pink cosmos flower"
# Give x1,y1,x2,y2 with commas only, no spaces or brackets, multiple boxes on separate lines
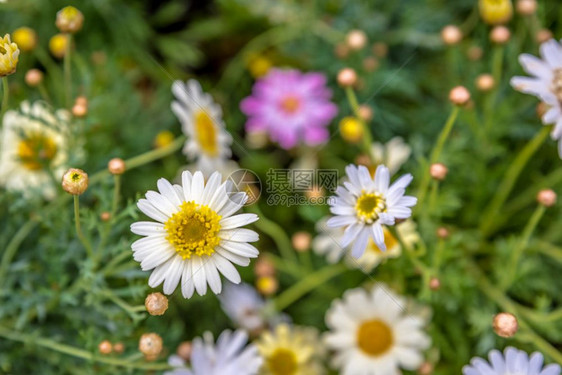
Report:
240,69,338,149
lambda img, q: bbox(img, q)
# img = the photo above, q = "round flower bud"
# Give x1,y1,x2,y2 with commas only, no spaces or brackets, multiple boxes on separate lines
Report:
145,292,169,316
12,27,37,52
292,231,311,252
346,29,368,51
56,6,84,34
467,46,484,61
490,26,511,44
337,68,357,87
139,333,163,360
176,341,192,361
72,104,87,118
372,42,388,58
358,105,374,121
108,158,126,175
479,0,513,25
25,69,43,87
436,227,450,239
256,276,278,296
0,34,19,77
449,86,471,106
536,29,553,44
429,277,441,291
430,163,448,180
154,130,175,149
476,74,495,92
49,34,69,59
363,56,379,72
339,116,364,143
98,340,113,355
62,168,88,195
334,43,350,59
441,25,463,45
537,189,557,207
418,361,434,375
75,96,88,107
255,256,275,277
113,342,125,354
493,312,518,338
100,212,111,222
516,0,537,15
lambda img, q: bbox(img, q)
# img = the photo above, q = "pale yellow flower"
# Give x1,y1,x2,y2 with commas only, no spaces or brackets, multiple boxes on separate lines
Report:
12,27,37,52
0,34,19,77
479,0,513,24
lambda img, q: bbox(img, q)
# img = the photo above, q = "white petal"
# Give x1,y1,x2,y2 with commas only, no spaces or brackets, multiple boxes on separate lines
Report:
191,171,205,203
203,259,222,294
191,256,208,295
157,178,183,207
519,53,553,79
351,227,370,258
216,248,250,266
131,222,166,236
327,215,357,227
137,199,169,223
540,39,562,69
219,229,259,242
374,164,390,193
145,191,177,217
219,241,259,258
181,171,193,200
163,255,184,294
219,213,258,230
372,223,386,251
201,172,222,205
212,253,241,283
181,261,195,298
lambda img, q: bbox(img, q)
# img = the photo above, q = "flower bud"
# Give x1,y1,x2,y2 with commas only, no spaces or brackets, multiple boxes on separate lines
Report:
49,34,69,59
346,29,368,51
56,6,84,34
430,163,448,180
154,130,175,149
145,292,169,316
139,333,163,360
476,73,495,92
537,189,557,207
418,362,434,375
25,69,43,87
362,56,379,72
108,158,126,175
516,0,537,15
75,96,88,107
449,86,471,106
490,26,511,44
429,277,441,291
176,341,192,361
100,212,111,222
358,105,374,122
337,68,357,87
536,29,553,44
441,25,462,45
372,42,388,58
479,0,513,25
72,104,87,118
247,55,272,78
292,231,311,252
339,116,364,143
98,340,113,355
0,34,19,77
493,312,518,337
436,227,449,239
256,276,278,296
467,46,483,61
62,168,88,195
12,27,37,52
255,256,275,277
113,342,125,354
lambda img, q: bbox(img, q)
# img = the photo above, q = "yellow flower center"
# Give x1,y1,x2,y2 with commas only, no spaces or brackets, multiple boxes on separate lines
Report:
17,133,58,171
357,319,393,357
194,111,218,157
551,68,562,103
267,348,298,375
367,228,398,254
280,96,300,114
355,192,386,223
164,201,222,259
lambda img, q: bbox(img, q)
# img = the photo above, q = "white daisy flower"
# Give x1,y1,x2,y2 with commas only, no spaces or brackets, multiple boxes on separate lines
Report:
171,79,233,175
130,170,260,298
165,330,263,375
0,101,69,199
327,164,416,258
324,285,431,375
313,218,419,272
463,346,561,375
511,38,562,156
371,136,411,175
219,282,267,332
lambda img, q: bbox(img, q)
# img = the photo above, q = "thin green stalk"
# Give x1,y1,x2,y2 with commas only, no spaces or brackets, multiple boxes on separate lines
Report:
64,33,73,109
0,219,37,286
345,87,375,163
0,325,171,371
480,125,552,236
273,264,347,311
74,195,93,258
111,174,121,217
416,106,460,213
1,76,9,122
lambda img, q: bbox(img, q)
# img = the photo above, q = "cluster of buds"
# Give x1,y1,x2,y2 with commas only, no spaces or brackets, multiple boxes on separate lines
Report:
145,292,169,316
98,340,124,355
139,333,163,361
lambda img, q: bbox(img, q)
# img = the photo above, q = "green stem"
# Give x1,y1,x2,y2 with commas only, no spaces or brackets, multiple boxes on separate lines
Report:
1,76,9,119
416,106,460,213
480,125,551,236
273,264,347,311
0,325,171,371
345,87,375,163
74,195,94,258
111,175,121,217
0,219,37,286
64,33,72,109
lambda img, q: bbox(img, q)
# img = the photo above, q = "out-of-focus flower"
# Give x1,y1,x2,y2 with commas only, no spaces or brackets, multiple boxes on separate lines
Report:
49,33,69,59
0,34,19,76
240,69,337,149
511,39,562,156
154,130,175,149
339,116,363,143
247,54,272,78
218,283,266,332
0,101,69,198
256,276,278,296
371,137,412,175
130,171,259,298
165,330,262,375
313,218,419,272
12,27,37,52
171,80,233,175
462,347,561,375
479,0,513,24
327,164,416,257
324,285,431,375
257,324,325,375
56,6,84,33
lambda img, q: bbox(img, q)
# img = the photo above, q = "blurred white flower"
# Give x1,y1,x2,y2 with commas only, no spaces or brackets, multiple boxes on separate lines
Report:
511,38,562,156
219,282,266,332
462,346,561,375
171,80,233,175
0,101,69,199
131,171,259,298
327,164,416,257
324,285,430,375
371,136,411,175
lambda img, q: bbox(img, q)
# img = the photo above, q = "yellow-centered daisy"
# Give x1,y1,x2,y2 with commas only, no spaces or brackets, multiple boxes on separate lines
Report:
131,171,260,298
